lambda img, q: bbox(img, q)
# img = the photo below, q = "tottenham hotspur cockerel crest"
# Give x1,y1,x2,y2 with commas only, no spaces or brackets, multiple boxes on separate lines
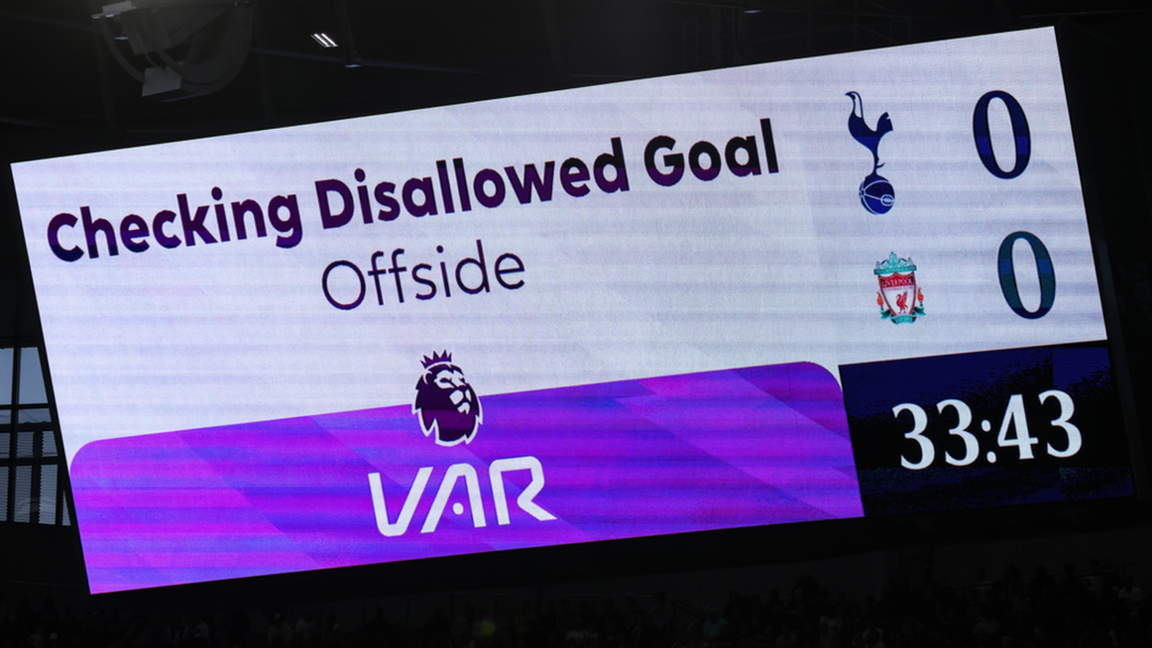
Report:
414,351,482,446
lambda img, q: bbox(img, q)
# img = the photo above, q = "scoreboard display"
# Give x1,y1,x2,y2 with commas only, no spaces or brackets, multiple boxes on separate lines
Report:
11,27,1133,594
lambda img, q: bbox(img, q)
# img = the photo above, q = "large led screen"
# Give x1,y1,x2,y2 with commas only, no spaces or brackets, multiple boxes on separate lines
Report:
12,28,1134,593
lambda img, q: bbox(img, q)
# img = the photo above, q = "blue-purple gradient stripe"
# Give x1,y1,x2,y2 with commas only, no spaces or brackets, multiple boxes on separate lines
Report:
70,362,864,593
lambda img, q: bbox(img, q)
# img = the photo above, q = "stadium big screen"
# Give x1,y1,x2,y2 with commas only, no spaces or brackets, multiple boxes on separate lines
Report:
12,27,1135,594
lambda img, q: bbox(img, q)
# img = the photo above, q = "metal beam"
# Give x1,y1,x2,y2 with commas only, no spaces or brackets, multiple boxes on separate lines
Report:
0,9,97,33
249,47,484,74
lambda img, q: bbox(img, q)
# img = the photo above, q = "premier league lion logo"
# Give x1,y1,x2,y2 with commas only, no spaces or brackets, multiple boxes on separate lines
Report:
414,351,482,446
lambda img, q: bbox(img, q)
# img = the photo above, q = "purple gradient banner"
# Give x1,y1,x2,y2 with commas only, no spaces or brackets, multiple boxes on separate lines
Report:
71,362,863,593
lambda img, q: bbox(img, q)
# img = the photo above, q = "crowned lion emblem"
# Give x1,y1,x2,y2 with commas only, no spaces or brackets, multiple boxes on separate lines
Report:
413,351,482,446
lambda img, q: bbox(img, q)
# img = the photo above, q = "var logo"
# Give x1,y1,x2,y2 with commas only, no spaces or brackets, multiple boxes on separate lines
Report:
367,351,555,537
368,457,555,536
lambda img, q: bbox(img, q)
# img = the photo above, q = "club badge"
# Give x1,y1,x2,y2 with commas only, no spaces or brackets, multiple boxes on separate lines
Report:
875,253,924,324
847,91,895,214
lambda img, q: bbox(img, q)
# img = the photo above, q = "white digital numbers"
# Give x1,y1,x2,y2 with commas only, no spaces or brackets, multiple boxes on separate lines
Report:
895,403,933,469
893,390,1082,470
1039,389,1083,458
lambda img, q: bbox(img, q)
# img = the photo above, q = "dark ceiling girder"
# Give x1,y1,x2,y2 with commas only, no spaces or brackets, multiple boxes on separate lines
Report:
1018,7,1152,18
0,115,69,129
0,9,97,33
248,47,485,74
645,0,932,20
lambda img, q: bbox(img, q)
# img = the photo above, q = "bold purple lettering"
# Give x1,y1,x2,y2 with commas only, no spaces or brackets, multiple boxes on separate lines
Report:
177,194,217,246
644,136,684,187
436,160,456,213
505,162,555,204
472,169,506,209
119,215,150,253
453,159,472,212
593,137,629,193
47,212,83,262
316,178,355,229
374,182,400,221
81,206,118,258
761,118,779,173
403,177,439,217
153,210,181,248
560,159,590,197
689,141,721,181
231,200,267,240
268,195,302,248
725,135,761,177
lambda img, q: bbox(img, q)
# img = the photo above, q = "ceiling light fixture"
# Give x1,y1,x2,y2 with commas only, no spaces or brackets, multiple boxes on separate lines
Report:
311,32,338,48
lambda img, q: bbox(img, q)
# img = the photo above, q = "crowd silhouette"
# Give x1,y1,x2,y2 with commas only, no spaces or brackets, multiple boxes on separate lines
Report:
2,560,1148,648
